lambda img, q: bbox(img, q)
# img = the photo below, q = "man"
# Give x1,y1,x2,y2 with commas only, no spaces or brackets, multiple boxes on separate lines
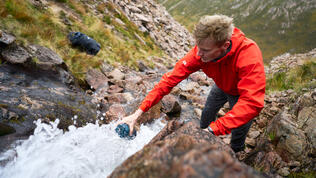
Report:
117,14,265,153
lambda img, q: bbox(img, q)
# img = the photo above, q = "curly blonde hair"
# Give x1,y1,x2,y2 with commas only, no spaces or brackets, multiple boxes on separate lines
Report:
193,15,234,46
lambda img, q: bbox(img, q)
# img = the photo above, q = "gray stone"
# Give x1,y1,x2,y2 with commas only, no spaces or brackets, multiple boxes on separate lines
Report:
267,111,307,159
278,167,290,177
248,130,261,139
28,45,64,65
1,45,31,64
0,30,16,46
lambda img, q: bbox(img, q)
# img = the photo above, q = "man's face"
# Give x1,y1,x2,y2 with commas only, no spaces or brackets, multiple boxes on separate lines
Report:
196,38,230,63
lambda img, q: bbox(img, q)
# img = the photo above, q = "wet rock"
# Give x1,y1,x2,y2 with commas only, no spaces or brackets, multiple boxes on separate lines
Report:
149,120,184,144
137,102,162,125
110,121,263,178
0,123,16,136
1,45,31,64
0,63,97,151
161,95,181,116
57,68,75,86
105,104,126,123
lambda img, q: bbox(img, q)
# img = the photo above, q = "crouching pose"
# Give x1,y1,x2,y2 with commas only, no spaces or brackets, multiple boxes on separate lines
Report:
117,14,265,153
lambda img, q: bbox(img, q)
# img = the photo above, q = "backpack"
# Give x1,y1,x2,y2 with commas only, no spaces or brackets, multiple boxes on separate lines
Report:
67,32,101,55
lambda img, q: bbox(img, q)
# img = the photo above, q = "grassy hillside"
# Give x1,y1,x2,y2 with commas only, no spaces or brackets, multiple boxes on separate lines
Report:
266,57,316,93
0,0,166,80
158,0,316,63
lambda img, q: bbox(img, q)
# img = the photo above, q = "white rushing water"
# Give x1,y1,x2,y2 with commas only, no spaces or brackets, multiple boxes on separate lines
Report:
0,119,165,178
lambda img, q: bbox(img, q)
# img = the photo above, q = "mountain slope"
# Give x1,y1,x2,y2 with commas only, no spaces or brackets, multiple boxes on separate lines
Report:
158,0,316,62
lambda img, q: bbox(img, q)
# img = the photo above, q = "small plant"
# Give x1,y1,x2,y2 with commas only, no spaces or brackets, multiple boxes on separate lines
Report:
267,131,276,141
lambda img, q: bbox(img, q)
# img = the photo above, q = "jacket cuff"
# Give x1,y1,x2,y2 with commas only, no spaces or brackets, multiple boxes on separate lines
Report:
209,122,219,136
207,126,214,135
139,104,147,112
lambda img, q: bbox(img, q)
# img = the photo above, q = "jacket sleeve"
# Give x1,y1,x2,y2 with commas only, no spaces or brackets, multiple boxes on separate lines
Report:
209,44,266,135
139,47,201,112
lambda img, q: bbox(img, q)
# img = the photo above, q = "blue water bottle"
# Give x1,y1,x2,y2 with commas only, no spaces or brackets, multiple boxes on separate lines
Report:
115,123,137,140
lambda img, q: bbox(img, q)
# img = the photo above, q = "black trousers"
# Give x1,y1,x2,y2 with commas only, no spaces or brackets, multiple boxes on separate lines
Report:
200,84,252,153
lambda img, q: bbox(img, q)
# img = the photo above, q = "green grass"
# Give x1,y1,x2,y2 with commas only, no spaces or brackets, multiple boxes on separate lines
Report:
267,131,276,141
158,0,316,63
289,172,316,178
266,58,316,92
0,0,166,81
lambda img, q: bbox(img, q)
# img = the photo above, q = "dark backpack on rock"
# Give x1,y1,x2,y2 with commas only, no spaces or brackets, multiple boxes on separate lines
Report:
67,32,101,55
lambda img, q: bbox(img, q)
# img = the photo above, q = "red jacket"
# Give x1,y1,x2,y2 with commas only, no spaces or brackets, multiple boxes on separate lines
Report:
139,28,266,135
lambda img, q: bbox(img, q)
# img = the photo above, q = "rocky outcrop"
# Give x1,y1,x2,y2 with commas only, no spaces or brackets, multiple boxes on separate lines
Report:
239,50,316,176
81,0,194,60
112,0,194,59
110,120,264,178
266,48,316,75
0,31,98,152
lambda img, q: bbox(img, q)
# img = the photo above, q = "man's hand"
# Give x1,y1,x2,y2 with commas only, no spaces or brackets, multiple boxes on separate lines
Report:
116,109,143,136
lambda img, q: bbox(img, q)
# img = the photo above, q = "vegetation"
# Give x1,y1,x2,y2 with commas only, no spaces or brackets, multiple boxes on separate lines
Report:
0,0,166,81
289,172,316,178
158,0,316,63
266,58,316,92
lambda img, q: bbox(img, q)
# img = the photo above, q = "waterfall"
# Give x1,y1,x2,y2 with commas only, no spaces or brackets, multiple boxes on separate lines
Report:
0,118,165,178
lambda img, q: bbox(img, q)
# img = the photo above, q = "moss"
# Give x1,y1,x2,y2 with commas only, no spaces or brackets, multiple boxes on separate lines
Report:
57,101,81,114
8,116,25,124
0,123,16,136
289,171,316,178
0,103,8,108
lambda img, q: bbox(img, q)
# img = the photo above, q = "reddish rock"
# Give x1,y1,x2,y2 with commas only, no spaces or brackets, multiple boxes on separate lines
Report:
161,95,181,115
105,104,126,123
109,121,263,178
107,84,124,94
85,68,108,90
104,93,127,104
137,102,163,125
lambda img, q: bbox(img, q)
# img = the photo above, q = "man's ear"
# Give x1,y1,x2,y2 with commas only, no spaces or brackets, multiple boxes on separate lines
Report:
223,40,230,49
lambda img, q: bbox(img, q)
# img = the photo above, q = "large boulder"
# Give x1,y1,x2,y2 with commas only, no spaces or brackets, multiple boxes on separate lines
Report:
0,64,97,152
110,120,263,178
